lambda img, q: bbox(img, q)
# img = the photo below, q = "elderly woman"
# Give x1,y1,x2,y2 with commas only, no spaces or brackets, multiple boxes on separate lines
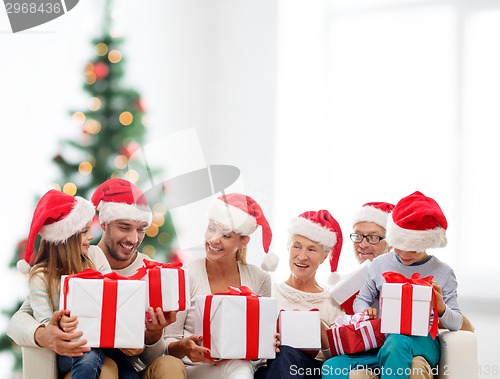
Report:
255,210,346,379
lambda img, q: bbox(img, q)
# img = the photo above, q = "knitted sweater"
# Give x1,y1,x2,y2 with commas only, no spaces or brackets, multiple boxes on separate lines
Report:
353,251,462,331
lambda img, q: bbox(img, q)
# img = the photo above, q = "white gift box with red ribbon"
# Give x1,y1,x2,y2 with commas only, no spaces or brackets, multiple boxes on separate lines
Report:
329,260,371,314
194,286,277,359
132,260,190,312
60,269,146,348
278,310,321,350
380,272,438,338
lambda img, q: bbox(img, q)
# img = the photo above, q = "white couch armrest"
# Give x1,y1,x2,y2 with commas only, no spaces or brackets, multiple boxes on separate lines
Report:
437,329,478,379
22,346,57,379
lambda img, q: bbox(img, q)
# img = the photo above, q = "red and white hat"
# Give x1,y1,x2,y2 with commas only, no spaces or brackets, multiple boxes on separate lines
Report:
18,189,95,274
288,210,343,274
387,191,447,251
91,178,152,225
352,202,395,229
206,193,272,253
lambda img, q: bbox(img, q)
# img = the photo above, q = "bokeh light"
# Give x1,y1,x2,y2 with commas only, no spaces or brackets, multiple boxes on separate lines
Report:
119,111,133,126
63,182,77,196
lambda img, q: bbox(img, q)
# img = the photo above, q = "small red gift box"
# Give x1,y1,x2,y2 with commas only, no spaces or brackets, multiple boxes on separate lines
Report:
327,313,386,357
329,260,371,315
194,286,277,360
380,272,438,338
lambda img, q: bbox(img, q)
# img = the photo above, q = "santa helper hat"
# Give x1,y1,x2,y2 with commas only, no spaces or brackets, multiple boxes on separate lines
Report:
288,210,343,286
18,189,96,274
387,191,448,251
206,193,278,271
91,178,152,225
352,202,395,229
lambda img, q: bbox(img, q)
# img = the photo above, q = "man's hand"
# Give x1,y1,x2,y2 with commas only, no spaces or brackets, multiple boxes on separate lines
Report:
144,308,176,345
35,310,90,357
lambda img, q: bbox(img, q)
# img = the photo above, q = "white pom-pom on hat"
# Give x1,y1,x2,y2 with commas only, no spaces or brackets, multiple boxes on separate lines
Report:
261,251,279,272
327,271,341,288
17,259,31,275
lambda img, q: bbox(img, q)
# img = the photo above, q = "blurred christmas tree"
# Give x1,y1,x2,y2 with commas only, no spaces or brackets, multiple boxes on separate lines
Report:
0,0,176,372
53,0,176,259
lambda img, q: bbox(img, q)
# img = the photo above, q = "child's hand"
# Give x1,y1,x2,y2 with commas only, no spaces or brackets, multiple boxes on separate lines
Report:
432,281,446,316
59,309,78,333
363,307,378,319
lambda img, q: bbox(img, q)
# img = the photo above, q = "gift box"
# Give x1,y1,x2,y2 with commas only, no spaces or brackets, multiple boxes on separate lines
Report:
329,260,371,314
60,269,146,348
380,272,438,338
132,259,190,312
194,286,277,359
278,310,321,350
327,313,385,356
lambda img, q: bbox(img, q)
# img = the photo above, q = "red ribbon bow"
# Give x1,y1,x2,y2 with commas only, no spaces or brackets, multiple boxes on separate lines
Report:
62,268,130,309
203,286,261,359
62,268,132,348
382,271,439,339
129,259,184,280
382,272,434,286
214,285,259,297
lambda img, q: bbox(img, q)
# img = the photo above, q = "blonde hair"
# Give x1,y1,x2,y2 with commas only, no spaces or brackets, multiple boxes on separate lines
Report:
236,246,248,264
29,232,94,311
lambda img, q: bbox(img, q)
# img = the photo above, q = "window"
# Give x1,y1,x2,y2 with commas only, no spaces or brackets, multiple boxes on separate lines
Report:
274,0,500,285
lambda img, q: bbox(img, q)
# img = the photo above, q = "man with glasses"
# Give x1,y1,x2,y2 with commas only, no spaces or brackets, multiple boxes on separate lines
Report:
351,202,395,264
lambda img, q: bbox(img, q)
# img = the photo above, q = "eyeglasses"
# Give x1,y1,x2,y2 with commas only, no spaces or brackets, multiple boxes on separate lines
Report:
350,233,386,245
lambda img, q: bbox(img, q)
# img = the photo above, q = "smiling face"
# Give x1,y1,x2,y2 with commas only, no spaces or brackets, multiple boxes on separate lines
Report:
101,219,147,269
394,248,429,265
352,221,390,263
79,220,93,255
204,221,249,263
288,234,328,284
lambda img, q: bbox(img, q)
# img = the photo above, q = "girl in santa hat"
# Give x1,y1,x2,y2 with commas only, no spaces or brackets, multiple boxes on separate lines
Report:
162,192,278,379
21,189,137,379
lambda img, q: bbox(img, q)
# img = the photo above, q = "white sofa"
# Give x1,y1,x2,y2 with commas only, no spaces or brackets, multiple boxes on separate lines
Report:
20,330,477,379
437,329,478,379
20,346,119,379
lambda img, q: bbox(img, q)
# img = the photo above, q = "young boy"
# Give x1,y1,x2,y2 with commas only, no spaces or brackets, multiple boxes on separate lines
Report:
323,191,463,379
